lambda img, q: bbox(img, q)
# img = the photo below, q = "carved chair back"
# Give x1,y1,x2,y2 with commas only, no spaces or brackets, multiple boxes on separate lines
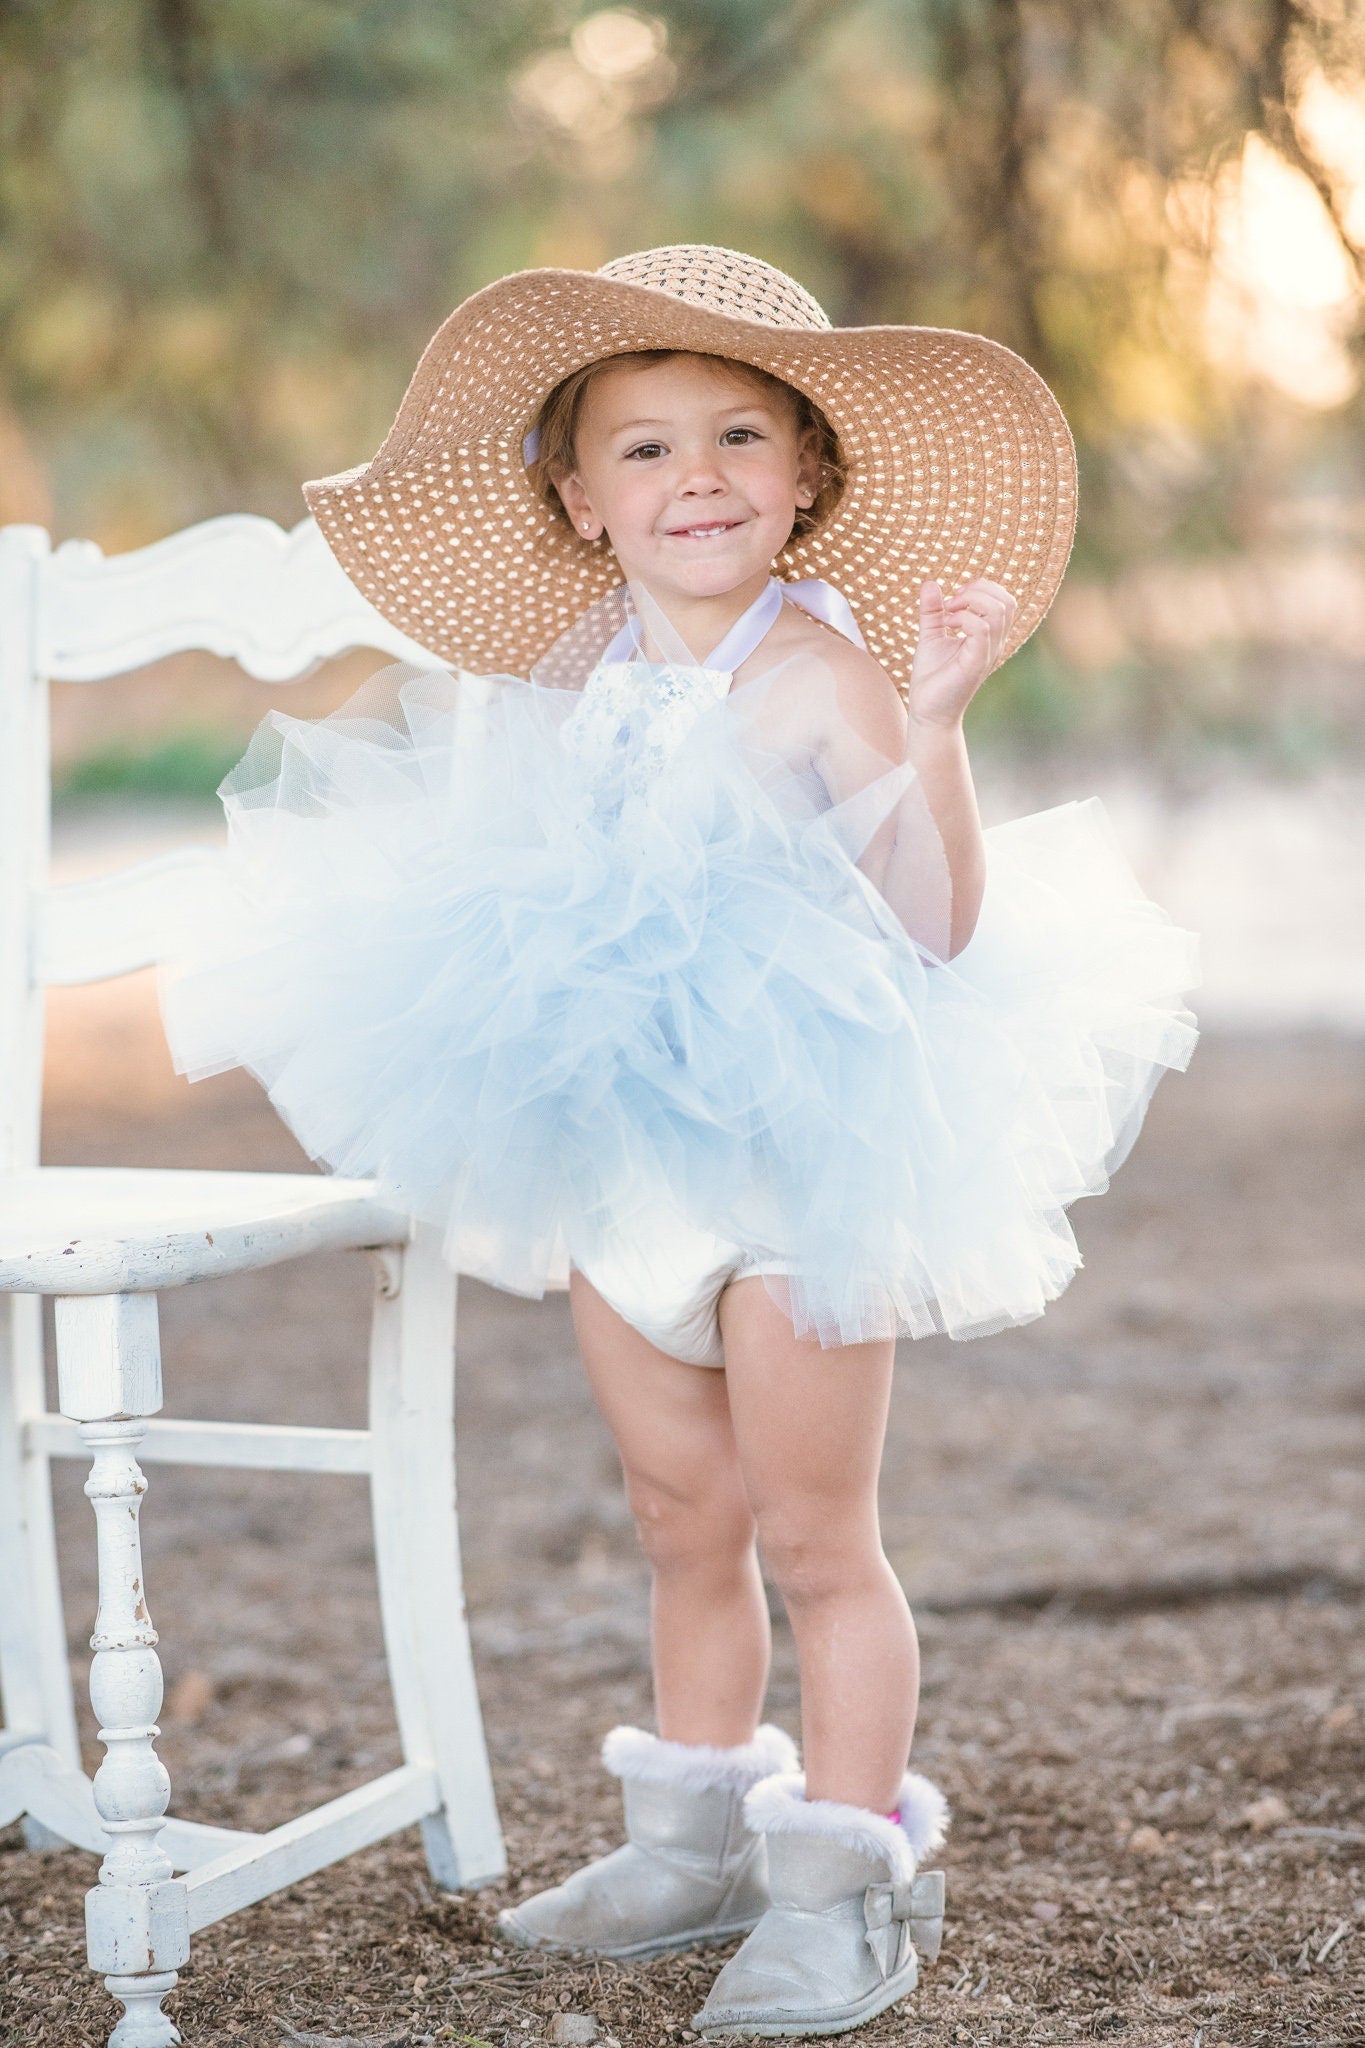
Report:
0,514,434,1178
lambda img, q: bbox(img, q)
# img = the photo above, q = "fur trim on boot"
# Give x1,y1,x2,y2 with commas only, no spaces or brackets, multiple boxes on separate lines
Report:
742,1768,950,1884
497,1724,799,1961
603,1722,799,1792
693,1767,951,2038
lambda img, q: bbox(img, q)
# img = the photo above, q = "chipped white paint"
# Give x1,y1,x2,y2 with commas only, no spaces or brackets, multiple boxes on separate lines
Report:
103,1969,183,2048
0,1733,251,1865
63,1294,187,2047
0,516,506,2047
0,1166,409,1294
81,1443,185,1907
55,1294,164,1421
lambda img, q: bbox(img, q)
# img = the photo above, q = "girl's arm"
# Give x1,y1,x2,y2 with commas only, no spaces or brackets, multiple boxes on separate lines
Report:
809,578,1017,961
900,711,986,959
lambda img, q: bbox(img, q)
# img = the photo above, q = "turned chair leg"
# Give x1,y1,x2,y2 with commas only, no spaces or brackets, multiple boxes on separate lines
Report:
55,1294,189,2048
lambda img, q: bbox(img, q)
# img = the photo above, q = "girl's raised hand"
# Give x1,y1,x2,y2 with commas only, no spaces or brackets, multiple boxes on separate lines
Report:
907,577,1018,729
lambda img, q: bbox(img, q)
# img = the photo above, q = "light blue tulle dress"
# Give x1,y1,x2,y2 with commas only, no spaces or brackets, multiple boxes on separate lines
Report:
160,577,1201,1359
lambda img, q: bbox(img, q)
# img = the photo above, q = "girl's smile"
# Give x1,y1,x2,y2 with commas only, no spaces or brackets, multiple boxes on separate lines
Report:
551,354,821,641
664,517,746,539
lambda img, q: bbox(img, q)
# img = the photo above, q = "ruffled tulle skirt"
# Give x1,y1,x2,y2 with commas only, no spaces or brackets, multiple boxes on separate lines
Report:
160,661,1200,1349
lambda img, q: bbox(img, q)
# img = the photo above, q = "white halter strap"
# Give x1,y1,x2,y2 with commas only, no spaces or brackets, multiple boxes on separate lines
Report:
603,576,867,674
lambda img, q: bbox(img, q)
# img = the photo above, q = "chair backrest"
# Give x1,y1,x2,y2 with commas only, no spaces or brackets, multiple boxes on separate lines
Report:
0,514,439,1177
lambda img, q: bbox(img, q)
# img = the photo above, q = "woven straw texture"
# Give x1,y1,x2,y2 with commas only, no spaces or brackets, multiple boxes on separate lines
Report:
302,245,1078,694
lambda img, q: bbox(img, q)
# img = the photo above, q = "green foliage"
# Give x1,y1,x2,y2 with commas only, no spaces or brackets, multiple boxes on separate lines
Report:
56,726,244,800
968,632,1082,753
4,1,1359,534
4,1,1365,757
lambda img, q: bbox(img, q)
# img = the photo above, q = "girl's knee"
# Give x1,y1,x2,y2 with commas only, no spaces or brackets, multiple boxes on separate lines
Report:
624,1470,756,1574
753,1500,882,1606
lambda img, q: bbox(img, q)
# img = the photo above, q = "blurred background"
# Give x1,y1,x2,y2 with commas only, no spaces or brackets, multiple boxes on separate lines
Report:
3,8,1363,2045
6,1,1365,754
5,0,1365,1024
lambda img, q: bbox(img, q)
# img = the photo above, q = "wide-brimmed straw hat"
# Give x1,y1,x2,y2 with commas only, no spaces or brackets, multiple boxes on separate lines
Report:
302,244,1077,692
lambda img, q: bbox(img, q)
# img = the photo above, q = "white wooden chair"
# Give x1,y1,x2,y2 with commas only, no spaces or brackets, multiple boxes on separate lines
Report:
0,515,506,2048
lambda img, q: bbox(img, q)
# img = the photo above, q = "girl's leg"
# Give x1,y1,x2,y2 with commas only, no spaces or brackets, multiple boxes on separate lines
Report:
717,1276,917,1813
569,1267,771,1746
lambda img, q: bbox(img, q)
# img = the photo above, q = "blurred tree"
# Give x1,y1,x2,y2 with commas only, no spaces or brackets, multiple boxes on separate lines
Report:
3,0,1365,759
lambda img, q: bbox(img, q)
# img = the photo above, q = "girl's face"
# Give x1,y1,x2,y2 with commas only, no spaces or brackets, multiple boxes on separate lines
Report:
552,354,820,602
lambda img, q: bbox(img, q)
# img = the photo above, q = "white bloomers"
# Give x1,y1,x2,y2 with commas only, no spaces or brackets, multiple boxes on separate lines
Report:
569,1204,794,1368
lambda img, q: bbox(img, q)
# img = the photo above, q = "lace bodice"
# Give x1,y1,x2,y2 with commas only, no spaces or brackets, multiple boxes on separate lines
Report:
556,575,871,790
563,656,734,799
555,577,867,844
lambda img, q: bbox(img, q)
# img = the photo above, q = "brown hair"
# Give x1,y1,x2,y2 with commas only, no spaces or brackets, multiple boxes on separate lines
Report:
526,349,846,545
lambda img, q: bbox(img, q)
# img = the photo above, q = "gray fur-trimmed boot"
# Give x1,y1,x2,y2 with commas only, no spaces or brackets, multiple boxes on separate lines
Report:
692,1767,950,2038
496,1723,800,1961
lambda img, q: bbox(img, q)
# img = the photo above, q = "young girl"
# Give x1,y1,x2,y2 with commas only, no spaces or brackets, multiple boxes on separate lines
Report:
162,245,1200,2039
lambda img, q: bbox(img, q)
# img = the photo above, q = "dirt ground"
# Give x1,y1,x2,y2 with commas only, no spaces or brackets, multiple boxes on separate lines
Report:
2,992,1363,2047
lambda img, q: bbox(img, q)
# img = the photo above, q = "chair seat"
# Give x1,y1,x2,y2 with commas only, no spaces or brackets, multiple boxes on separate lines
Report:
0,1167,411,1294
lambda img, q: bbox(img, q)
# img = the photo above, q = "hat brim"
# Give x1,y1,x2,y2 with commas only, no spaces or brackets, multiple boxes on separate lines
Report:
302,266,1077,692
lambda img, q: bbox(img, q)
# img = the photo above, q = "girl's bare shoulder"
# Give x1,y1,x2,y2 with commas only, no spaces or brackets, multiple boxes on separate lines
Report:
753,605,906,755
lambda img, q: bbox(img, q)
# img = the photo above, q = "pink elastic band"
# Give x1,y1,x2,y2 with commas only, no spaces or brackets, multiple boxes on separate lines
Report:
886,1807,901,1824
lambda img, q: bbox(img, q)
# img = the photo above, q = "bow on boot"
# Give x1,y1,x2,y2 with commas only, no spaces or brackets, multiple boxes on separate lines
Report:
863,1876,914,1977
693,1768,951,2040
